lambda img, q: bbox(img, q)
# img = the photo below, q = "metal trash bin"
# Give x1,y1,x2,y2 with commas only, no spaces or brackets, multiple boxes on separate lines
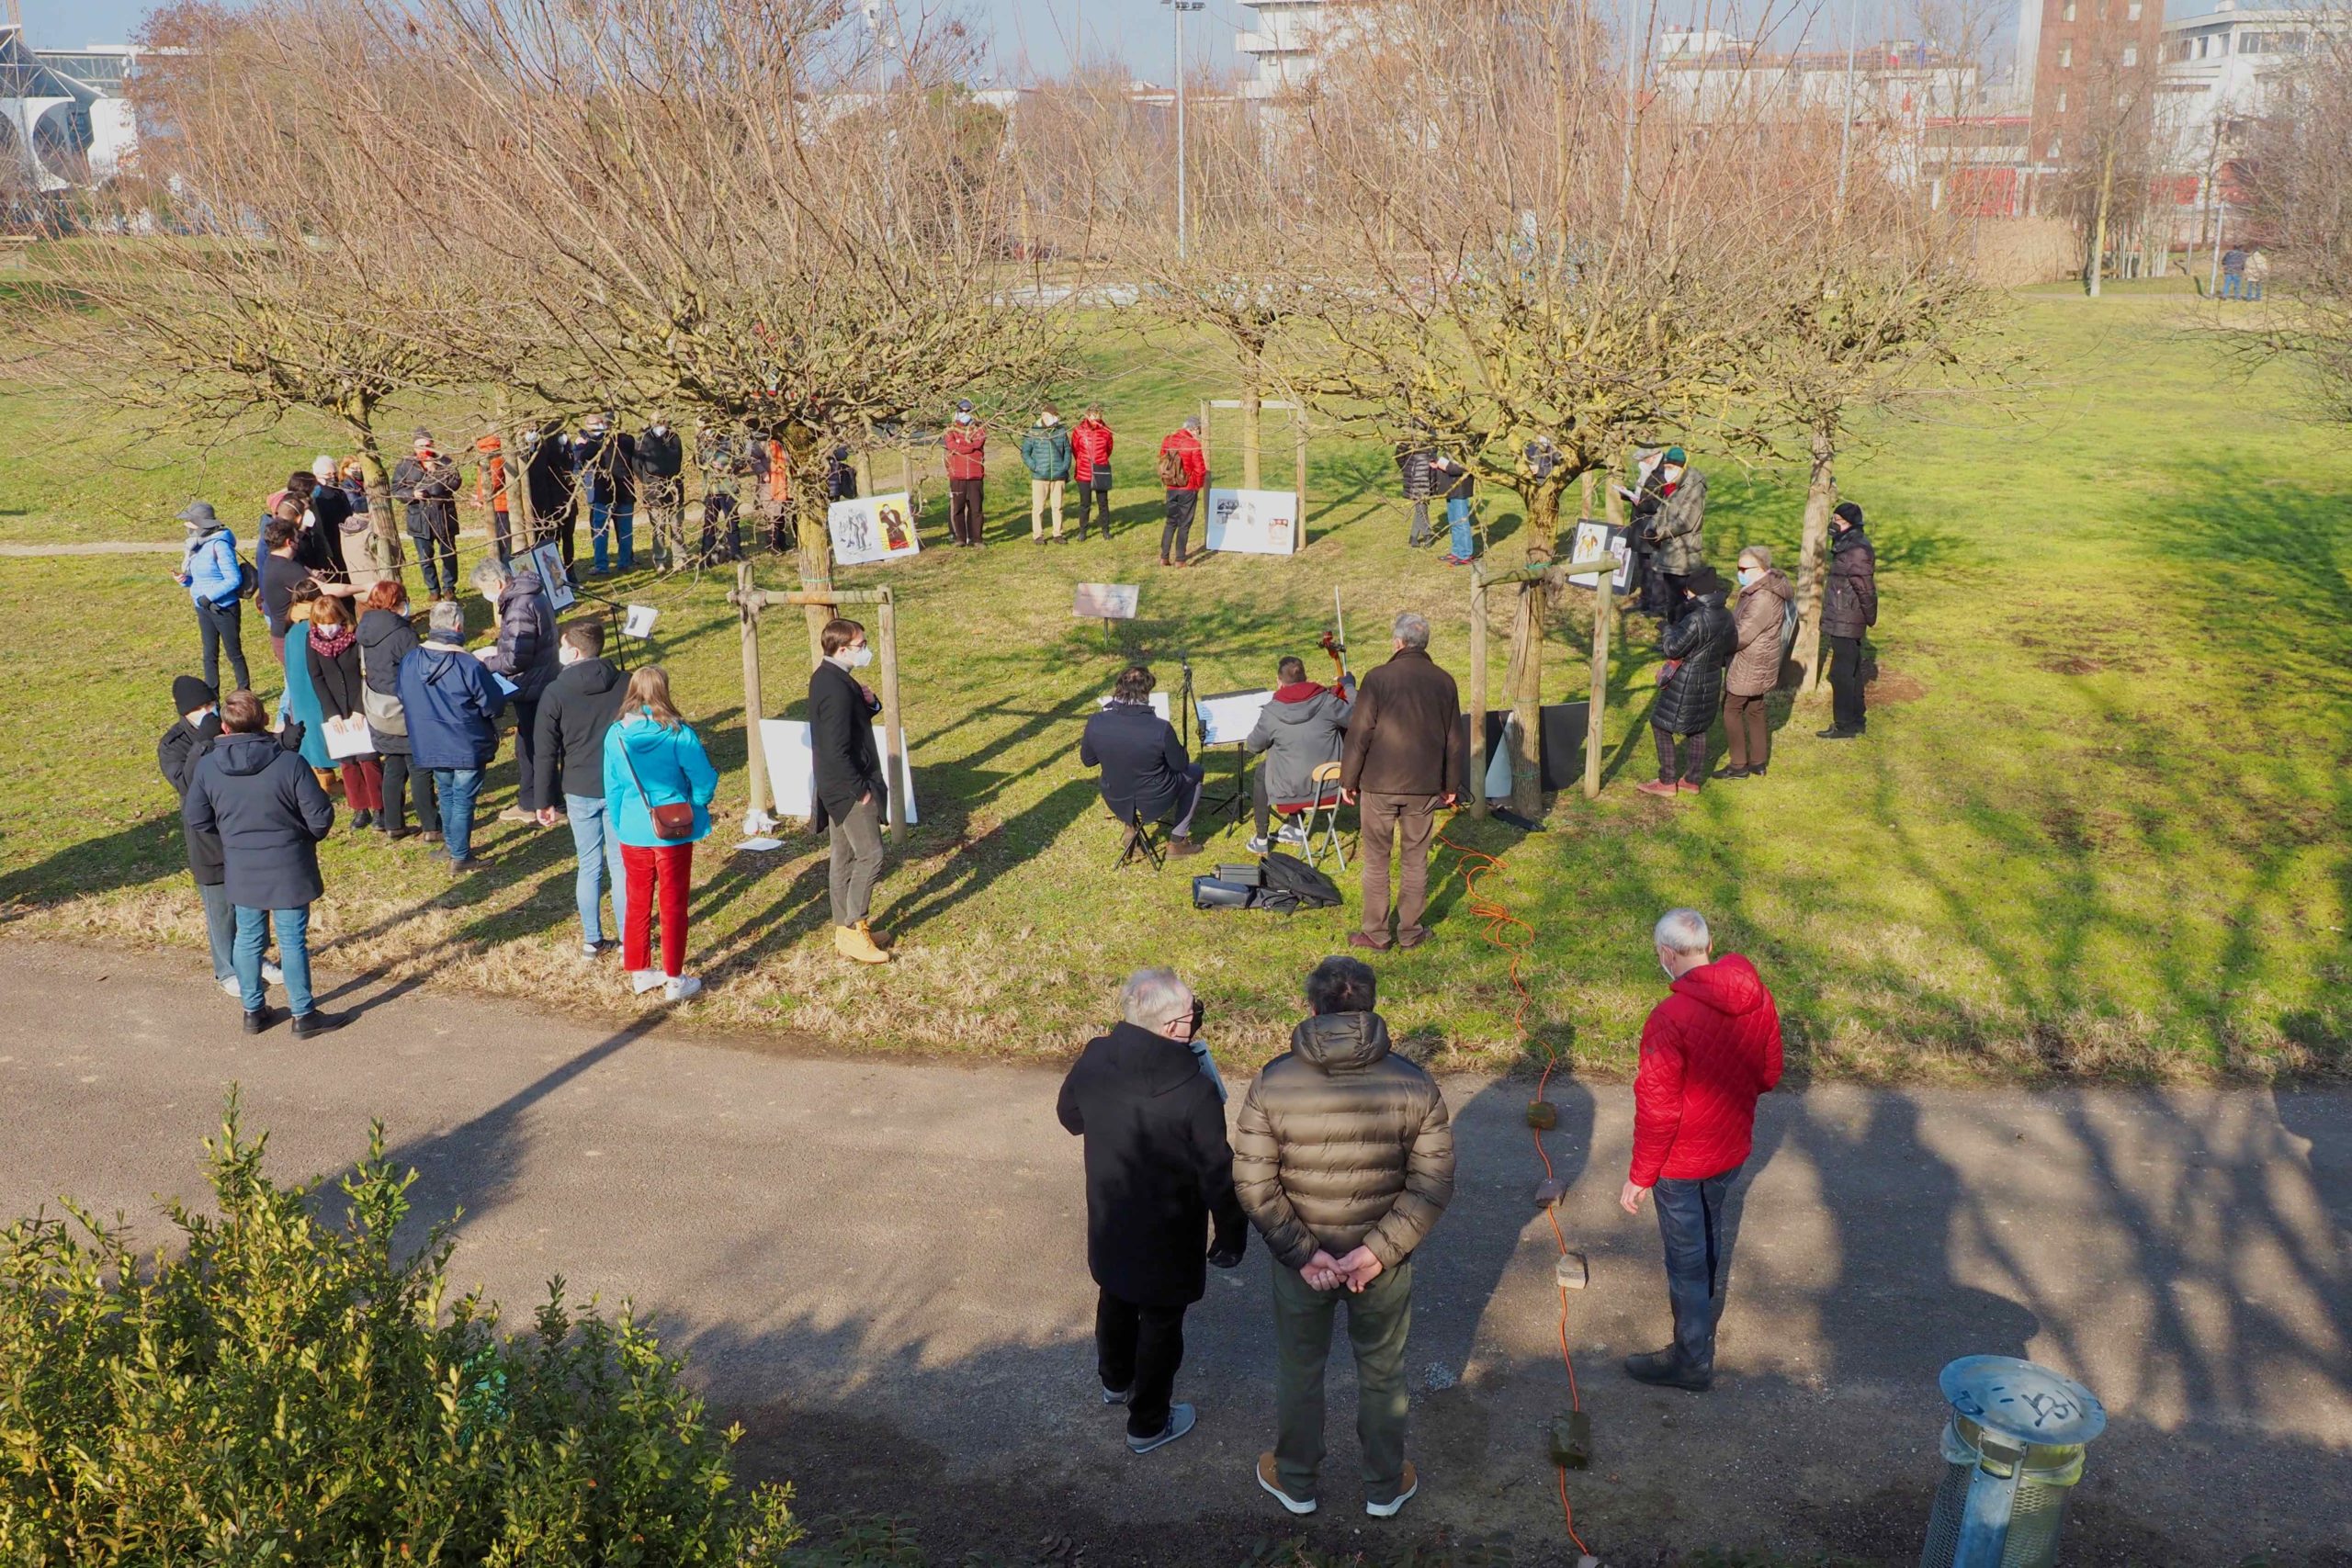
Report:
1918,1356,2106,1568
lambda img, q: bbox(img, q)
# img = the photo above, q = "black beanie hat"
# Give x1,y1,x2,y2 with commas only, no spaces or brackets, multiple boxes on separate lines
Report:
173,675,216,714
1833,501,1863,527
1684,565,1724,597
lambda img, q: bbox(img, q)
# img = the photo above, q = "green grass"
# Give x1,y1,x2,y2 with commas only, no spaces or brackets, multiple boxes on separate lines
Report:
1,295,2346,1082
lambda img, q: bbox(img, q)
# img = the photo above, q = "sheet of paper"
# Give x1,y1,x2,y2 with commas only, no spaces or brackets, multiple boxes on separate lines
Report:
1196,689,1274,747
733,836,786,852
322,713,376,761
624,604,659,638
492,672,519,696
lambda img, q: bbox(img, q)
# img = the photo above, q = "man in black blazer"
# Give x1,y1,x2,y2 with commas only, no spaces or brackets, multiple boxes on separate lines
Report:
1080,664,1204,858
1057,966,1247,1456
811,617,891,964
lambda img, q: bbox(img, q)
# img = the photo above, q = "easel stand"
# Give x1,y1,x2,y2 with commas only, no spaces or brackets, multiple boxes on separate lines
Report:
1467,549,1622,816
726,562,908,847
567,583,642,671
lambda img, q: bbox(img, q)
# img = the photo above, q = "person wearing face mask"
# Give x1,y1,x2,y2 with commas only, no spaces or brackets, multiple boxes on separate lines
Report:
1645,446,1709,612
1818,501,1878,740
635,415,686,572
810,617,893,964
1720,546,1793,780
391,431,464,602
1057,966,1248,1459
1639,568,1736,799
944,400,988,546
1070,405,1116,540
468,555,560,822
534,622,630,958
1021,403,1075,545
525,421,580,567
1618,908,1781,1393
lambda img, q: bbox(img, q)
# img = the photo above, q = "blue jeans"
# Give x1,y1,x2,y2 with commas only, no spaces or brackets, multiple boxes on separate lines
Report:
565,793,628,944
1447,497,1473,558
2246,280,2263,301
589,488,636,573
435,767,485,860
2222,273,2244,299
1654,1160,1746,1376
198,879,236,982
234,904,312,1014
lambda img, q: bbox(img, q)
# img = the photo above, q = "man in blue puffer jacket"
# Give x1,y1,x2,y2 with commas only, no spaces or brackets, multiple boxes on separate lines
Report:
398,599,509,872
175,502,251,693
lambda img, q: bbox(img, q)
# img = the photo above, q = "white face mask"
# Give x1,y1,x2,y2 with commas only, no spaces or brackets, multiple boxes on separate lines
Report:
843,644,875,669
956,412,973,424
1662,465,1684,484
1041,413,1058,425
650,423,667,434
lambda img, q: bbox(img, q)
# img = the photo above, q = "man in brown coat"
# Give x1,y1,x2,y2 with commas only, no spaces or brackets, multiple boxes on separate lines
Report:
1339,612,1466,951
1234,954,1454,1519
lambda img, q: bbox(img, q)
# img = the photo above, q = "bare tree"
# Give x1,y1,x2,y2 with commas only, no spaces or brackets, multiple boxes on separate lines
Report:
2044,2,2167,296
2240,15,2352,426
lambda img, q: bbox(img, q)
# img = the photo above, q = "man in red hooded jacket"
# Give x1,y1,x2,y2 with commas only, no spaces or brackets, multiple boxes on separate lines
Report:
1617,907,1782,1391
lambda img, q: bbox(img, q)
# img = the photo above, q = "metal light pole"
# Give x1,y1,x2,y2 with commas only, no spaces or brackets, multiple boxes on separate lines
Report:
1164,0,1204,262
1835,0,1860,219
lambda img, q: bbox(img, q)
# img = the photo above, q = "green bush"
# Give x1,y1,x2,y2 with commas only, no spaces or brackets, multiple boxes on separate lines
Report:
0,1095,798,1567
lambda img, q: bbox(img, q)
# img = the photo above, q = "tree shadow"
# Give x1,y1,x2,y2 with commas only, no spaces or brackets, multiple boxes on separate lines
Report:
0,818,182,919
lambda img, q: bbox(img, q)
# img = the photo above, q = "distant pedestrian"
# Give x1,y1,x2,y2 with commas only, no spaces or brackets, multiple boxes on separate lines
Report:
1818,501,1878,739
305,457,356,583
2245,248,2269,302
175,501,252,694
811,618,893,964
944,400,988,547
1618,909,1781,1392
1627,447,1671,614
1235,955,1454,1519
473,432,514,565
1339,613,1465,952
637,416,687,570
1430,454,1476,565
576,413,639,575
1648,446,1709,607
694,421,745,564
338,458,402,595
469,555,560,822
1022,403,1074,544
356,579,436,841
1071,405,1116,540
1395,437,1436,549
258,517,309,668
1158,415,1208,566
2222,245,2247,300
1640,568,1736,798
182,689,347,1038
391,430,463,601
604,663,718,1002
1720,547,1792,780
304,592,383,830
1057,966,1248,1457
535,621,630,958
525,422,580,566
397,597,508,871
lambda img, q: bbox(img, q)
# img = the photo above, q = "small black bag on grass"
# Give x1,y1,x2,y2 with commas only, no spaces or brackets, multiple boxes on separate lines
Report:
1251,852,1342,913
1193,875,1256,909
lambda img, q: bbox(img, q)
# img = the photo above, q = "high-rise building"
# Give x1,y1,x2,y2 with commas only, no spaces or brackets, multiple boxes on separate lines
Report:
1236,0,1337,99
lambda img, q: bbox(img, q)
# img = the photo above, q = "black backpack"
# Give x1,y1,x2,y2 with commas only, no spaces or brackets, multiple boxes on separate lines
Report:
1252,852,1341,913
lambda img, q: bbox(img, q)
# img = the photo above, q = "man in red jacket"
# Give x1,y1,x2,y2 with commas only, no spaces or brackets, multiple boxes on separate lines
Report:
944,399,987,547
1157,415,1208,567
1617,908,1782,1391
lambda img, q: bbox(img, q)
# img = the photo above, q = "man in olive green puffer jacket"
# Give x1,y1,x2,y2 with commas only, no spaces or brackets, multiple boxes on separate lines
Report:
1233,955,1455,1522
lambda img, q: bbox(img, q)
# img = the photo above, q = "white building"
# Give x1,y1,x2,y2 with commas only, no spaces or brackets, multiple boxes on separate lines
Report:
2156,1,2337,167
1236,0,1338,99
1,28,147,192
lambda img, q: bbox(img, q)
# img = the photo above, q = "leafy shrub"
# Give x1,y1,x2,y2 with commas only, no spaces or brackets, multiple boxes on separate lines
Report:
0,1096,798,1566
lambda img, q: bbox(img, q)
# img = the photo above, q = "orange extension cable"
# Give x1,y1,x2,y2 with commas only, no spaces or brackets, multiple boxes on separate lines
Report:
1437,832,1593,1561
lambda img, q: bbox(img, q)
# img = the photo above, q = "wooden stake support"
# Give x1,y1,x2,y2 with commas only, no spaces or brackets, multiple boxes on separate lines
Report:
728,562,908,846
1467,555,1619,818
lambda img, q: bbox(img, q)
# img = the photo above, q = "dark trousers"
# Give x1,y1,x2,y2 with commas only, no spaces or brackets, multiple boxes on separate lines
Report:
489,507,513,564
1096,1289,1187,1440
509,697,545,812
1407,497,1432,546
1653,720,1707,786
1161,488,1199,563
411,528,457,601
1827,635,1866,732
1272,1254,1415,1503
1654,1161,1746,1376
698,491,741,563
380,753,440,836
1723,691,1770,771
948,477,985,545
1075,477,1113,536
1357,792,1437,943
553,506,578,568
195,598,252,694
827,795,886,926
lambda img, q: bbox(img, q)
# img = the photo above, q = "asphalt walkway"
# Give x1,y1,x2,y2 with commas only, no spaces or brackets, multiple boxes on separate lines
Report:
1,940,2343,1564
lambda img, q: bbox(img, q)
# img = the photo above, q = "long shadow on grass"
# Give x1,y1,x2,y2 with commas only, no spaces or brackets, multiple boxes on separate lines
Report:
0,817,182,917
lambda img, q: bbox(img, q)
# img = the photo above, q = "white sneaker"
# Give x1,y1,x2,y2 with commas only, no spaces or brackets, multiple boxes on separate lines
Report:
662,975,703,1002
218,976,242,998
262,960,285,986
628,969,665,995
1245,836,1271,854
1277,823,1309,846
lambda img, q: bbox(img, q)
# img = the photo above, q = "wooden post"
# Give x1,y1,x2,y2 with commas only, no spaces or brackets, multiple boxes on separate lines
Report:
1295,414,1309,546
1469,573,1489,821
877,588,906,847
738,559,769,818
1198,399,1213,478
1585,566,1612,801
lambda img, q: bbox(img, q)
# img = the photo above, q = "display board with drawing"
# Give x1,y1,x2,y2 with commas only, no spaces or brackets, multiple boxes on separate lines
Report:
829,492,921,566
1204,489,1300,557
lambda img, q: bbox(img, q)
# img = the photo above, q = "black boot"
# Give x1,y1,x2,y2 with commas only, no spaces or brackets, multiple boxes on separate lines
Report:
291,1009,350,1039
1623,1348,1712,1392
242,1007,277,1034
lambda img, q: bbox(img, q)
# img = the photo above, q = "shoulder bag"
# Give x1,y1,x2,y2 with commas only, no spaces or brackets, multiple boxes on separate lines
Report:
620,730,698,840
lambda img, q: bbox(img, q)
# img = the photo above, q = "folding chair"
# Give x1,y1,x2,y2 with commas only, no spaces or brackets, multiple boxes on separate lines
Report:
1112,804,1167,871
1293,761,1354,873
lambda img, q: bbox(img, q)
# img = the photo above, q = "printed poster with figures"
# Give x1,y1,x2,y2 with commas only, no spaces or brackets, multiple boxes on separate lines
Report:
1204,488,1301,557
828,491,920,566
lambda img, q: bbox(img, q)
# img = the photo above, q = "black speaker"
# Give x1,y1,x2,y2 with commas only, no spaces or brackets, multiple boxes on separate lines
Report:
1457,703,1591,793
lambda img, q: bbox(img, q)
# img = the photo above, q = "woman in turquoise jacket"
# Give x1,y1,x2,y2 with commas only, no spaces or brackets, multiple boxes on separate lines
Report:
602,663,718,1002
279,584,336,780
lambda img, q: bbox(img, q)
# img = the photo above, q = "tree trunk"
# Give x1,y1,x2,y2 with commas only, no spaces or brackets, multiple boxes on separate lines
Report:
346,397,400,551
2088,146,2116,299
1240,344,1262,491
1792,421,1838,694
786,427,833,667
1505,479,1564,818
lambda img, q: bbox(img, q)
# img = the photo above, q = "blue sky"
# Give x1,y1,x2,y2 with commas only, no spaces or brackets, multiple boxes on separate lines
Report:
22,0,2226,85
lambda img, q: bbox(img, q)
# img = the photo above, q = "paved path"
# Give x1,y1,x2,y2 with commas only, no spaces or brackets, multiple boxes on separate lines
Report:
2,940,2345,1564
0,540,181,557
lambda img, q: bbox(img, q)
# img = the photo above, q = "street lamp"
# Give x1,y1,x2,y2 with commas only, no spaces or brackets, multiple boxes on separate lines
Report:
1163,0,1204,261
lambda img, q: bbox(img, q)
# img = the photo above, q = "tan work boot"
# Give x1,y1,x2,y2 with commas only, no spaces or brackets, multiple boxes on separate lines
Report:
836,921,890,964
